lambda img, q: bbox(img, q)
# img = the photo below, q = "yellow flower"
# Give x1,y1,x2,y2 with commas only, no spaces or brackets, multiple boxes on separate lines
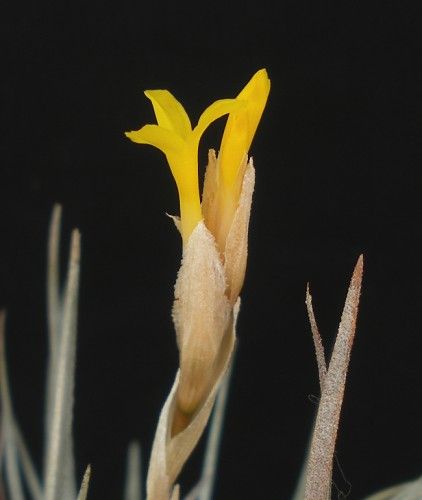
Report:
125,91,242,243
126,70,270,448
125,69,270,248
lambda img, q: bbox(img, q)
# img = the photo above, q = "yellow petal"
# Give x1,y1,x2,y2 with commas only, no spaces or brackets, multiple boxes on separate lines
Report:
125,124,190,202
235,68,271,151
193,98,244,141
219,69,270,188
126,125,200,242
125,124,185,154
145,90,192,139
202,70,270,259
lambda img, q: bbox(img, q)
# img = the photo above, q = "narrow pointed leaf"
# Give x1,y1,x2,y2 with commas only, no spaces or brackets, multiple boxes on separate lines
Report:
0,312,25,500
14,425,43,500
44,230,81,500
305,283,327,389
292,285,328,500
76,465,91,500
45,204,63,459
47,203,62,353
304,255,363,500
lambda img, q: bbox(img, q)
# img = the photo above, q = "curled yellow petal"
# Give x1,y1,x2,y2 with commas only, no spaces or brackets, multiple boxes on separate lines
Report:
145,90,192,139
193,98,245,141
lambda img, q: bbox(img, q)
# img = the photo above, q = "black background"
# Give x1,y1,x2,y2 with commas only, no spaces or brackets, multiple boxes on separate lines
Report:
0,1,420,499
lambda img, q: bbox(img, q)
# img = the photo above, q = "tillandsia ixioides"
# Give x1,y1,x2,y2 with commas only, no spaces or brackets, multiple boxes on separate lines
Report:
126,69,270,499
